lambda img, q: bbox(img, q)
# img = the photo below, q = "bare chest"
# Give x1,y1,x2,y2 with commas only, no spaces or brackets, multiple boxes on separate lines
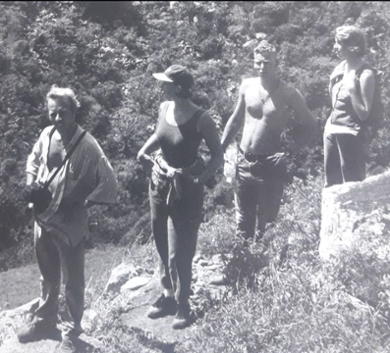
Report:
245,84,290,121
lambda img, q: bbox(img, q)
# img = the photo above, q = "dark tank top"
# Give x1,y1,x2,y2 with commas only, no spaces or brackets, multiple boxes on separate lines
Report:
155,102,204,168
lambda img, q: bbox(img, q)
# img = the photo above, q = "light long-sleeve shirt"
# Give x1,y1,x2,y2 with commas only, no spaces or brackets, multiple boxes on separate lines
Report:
26,124,118,247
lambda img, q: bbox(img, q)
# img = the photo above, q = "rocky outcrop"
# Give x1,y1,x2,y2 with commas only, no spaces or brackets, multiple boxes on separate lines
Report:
104,262,139,293
319,170,390,261
319,170,390,305
0,250,228,352
0,298,102,353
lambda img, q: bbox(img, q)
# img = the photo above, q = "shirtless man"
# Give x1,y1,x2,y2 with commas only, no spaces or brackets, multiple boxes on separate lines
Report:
221,40,319,241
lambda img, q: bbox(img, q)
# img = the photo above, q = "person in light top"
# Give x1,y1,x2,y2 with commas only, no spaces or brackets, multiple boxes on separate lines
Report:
18,85,117,353
324,25,376,187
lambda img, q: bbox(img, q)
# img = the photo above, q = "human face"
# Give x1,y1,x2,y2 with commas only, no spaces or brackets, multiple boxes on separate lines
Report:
254,52,277,77
333,38,350,60
162,81,179,100
47,97,76,135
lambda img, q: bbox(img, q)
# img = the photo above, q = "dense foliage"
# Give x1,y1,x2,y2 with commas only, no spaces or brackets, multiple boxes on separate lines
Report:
2,2,390,352
1,1,390,270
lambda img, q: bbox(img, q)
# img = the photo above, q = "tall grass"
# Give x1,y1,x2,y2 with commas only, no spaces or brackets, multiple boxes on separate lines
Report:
176,175,390,353
80,174,390,352
82,241,160,353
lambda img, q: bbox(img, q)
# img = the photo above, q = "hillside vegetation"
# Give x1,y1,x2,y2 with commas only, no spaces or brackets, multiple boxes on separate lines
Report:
2,2,390,352
2,1,390,269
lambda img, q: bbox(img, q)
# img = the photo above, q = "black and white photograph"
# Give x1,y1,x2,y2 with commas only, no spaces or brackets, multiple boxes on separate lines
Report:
0,2,389,352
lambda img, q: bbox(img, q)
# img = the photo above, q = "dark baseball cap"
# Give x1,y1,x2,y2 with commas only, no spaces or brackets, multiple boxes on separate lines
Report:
153,65,194,90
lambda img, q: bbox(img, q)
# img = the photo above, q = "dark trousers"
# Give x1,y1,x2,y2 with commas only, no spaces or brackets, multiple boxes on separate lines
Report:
323,131,366,187
235,153,286,240
149,176,203,305
33,223,85,339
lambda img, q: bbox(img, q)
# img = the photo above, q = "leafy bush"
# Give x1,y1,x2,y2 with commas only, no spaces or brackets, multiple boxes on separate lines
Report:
2,1,390,276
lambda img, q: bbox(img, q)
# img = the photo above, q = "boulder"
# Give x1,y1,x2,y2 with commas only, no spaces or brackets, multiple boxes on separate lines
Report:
104,263,137,293
120,276,150,292
319,170,390,304
0,299,102,353
319,170,390,261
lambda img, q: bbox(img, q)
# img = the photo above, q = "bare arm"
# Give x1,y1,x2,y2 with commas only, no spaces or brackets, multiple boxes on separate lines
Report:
346,69,375,121
26,173,36,186
137,133,160,172
220,82,247,152
137,103,165,166
196,112,224,185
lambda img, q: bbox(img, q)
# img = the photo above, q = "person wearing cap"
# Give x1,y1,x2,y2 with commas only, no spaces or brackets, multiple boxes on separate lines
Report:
137,65,223,329
17,85,117,353
221,40,318,242
324,25,375,187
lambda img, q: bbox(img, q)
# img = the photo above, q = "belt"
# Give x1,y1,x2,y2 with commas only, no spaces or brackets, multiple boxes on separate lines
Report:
238,146,274,163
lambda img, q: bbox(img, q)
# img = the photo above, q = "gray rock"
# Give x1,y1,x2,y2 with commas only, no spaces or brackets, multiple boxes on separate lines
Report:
82,308,99,333
121,276,150,292
104,263,137,293
319,171,390,260
319,170,390,305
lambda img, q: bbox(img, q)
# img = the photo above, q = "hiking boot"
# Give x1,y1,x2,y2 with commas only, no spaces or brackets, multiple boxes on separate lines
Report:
17,321,58,343
55,336,77,353
147,294,177,319
172,303,193,330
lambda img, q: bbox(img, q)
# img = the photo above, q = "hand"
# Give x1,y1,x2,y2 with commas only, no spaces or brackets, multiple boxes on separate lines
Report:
266,152,289,165
166,166,179,178
137,153,154,174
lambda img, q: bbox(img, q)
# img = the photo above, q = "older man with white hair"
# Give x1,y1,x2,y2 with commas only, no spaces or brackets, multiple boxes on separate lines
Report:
17,85,117,353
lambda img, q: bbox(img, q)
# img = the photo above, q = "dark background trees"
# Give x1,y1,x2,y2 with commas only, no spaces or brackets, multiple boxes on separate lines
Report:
1,1,389,270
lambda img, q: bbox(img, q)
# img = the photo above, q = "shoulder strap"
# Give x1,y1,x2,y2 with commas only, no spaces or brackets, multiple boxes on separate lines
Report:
43,130,87,189
192,109,205,132
49,126,56,139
